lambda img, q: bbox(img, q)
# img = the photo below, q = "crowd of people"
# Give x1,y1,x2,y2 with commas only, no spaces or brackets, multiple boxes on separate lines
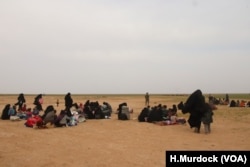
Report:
5,91,247,134
137,104,186,125
1,92,181,127
229,99,250,107
1,93,114,128
208,93,250,107
208,94,230,105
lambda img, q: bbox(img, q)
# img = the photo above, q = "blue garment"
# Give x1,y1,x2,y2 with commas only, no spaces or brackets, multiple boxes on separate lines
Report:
8,108,16,116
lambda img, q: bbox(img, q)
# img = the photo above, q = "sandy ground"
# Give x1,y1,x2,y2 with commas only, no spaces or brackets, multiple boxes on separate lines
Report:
0,94,250,167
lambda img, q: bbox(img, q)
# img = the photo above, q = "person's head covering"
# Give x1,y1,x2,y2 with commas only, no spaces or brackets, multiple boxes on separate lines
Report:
32,108,39,115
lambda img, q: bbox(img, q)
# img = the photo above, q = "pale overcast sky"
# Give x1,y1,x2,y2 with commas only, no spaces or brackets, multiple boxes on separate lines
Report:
0,0,249,94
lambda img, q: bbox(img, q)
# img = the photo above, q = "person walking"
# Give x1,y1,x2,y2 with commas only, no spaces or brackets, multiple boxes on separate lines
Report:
33,94,43,111
15,93,26,111
201,103,214,134
64,92,73,110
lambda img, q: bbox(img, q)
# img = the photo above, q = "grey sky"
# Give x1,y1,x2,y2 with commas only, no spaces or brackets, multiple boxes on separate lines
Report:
0,0,249,94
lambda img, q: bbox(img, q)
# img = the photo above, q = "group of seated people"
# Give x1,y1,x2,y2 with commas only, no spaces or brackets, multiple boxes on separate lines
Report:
229,100,250,107
1,100,187,128
208,94,250,108
116,102,133,120
83,100,112,119
208,96,229,105
137,104,186,125
1,104,33,121
0,100,113,128
0,103,82,128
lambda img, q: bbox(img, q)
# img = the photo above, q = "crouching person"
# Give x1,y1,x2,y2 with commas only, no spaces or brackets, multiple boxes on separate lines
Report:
54,110,68,127
117,103,131,120
41,105,57,126
138,106,150,122
24,114,43,128
101,102,112,118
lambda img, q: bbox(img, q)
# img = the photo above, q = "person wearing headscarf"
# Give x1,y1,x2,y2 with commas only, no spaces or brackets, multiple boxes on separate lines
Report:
1,104,11,120
64,92,73,111
33,94,43,111
15,93,26,111
178,89,206,133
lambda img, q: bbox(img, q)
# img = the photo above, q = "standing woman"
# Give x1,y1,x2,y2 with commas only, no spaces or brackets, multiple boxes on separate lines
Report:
15,93,26,111
33,94,43,111
64,92,73,111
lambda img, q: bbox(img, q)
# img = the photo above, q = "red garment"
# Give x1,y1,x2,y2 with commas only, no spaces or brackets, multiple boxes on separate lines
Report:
21,105,27,112
25,115,43,127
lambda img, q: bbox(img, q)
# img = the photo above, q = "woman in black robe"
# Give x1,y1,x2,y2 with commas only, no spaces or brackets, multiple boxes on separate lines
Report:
64,92,73,110
33,94,43,111
15,93,26,111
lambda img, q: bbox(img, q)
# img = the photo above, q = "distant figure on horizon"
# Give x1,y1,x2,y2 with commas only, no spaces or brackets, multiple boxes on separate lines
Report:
225,94,229,104
145,92,150,106
56,99,59,107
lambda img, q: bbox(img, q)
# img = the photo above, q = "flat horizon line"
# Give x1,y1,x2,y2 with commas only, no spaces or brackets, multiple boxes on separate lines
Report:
1,93,250,96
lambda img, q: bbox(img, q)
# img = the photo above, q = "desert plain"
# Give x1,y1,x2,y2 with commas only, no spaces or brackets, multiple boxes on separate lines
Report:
0,94,250,167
